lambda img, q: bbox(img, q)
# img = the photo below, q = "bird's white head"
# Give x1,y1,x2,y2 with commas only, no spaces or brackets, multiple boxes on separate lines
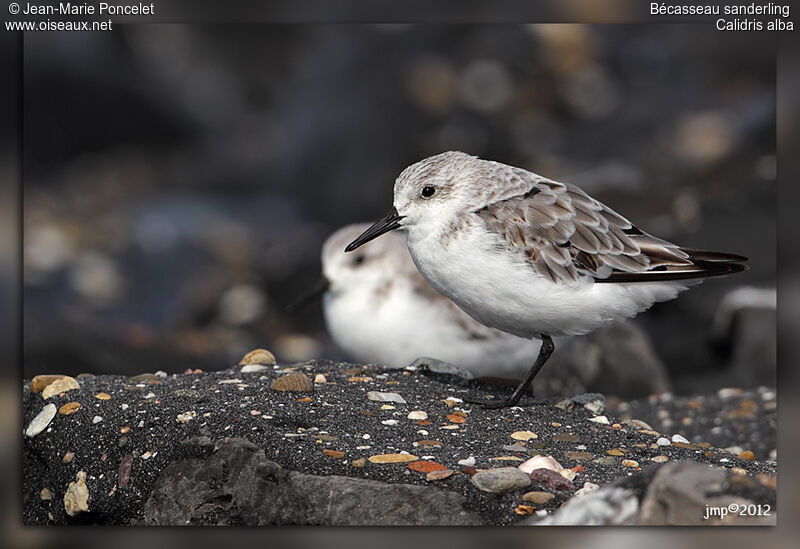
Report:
344,151,485,252
323,224,410,294
392,151,481,228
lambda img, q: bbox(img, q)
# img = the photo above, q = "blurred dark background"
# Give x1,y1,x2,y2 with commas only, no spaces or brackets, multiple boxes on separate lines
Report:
22,24,776,394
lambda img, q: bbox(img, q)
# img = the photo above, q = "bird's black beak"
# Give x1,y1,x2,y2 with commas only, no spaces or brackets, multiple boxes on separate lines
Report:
286,277,330,313
345,208,404,252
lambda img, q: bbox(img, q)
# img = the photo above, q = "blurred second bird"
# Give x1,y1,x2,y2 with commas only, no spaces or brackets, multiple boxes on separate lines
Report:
316,223,542,379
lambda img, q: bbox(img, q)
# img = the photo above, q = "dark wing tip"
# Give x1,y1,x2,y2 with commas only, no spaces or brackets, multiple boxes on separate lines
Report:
595,255,748,283
680,248,749,263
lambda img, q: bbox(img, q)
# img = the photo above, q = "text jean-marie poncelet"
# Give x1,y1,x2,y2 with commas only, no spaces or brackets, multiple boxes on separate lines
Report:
21,3,155,16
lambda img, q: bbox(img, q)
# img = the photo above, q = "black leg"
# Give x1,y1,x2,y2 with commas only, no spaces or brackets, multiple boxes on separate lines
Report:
463,335,554,409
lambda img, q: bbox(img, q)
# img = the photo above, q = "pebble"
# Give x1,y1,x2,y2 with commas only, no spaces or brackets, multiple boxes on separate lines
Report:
407,410,428,420
118,454,133,487
176,411,196,423
522,491,555,504
323,450,344,459
446,412,467,423
313,374,327,383
381,419,398,426
381,405,396,410
529,468,574,491
606,449,625,456
574,482,600,496
143,392,156,399
552,433,580,443
671,434,689,444
571,393,606,415
457,456,476,467
241,364,269,373
140,451,154,460
564,451,593,461
518,455,564,474
621,459,639,468
25,404,57,437
63,471,89,517
63,452,74,463
442,397,463,406
351,458,366,468
92,416,103,424
739,450,756,461
270,372,313,392
408,460,447,473
510,430,538,441
417,440,443,447
588,416,610,424
368,453,418,464
239,348,276,366
366,391,407,404
426,469,455,481
219,379,244,385
58,402,81,416
40,488,53,500
31,375,66,393
470,467,531,493
651,455,669,463
95,392,111,400
130,373,162,385
515,505,535,516
42,376,80,399
656,437,671,446
592,457,616,466
717,387,741,399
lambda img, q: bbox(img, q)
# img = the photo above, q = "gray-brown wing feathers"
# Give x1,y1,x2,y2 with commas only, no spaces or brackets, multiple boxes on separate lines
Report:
475,171,746,283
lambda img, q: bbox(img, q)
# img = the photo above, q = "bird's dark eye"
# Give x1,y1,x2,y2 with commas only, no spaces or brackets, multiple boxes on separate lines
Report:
353,255,366,265
421,186,436,198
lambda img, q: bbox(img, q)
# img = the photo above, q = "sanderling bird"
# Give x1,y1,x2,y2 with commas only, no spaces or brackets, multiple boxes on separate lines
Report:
346,151,747,408
318,223,542,378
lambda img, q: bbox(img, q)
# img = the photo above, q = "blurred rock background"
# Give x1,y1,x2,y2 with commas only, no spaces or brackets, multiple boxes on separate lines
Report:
23,25,775,397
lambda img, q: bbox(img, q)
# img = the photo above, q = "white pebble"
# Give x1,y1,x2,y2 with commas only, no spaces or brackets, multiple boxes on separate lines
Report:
362,434,371,439
120,404,129,410
381,419,398,426
313,374,327,383
25,404,57,438
589,415,610,424
657,437,671,446
407,410,428,420
92,416,103,424
671,434,689,444
458,456,476,467
575,482,600,496
417,429,429,436
143,392,156,399
366,391,407,404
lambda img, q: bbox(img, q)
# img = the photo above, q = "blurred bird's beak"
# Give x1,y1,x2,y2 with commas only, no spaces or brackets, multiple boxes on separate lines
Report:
345,208,404,252
286,277,330,313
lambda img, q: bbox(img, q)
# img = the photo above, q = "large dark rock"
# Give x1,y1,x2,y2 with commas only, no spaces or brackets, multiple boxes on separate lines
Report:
144,437,480,525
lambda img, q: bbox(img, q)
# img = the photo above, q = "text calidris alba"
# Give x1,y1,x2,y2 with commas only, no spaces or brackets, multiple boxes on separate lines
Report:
320,223,542,378
346,151,747,408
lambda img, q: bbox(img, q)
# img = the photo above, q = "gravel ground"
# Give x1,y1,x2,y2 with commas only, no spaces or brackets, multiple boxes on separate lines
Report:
22,359,777,525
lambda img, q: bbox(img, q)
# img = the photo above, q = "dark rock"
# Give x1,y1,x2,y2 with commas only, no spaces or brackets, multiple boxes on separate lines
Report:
529,468,575,492
144,437,480,525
